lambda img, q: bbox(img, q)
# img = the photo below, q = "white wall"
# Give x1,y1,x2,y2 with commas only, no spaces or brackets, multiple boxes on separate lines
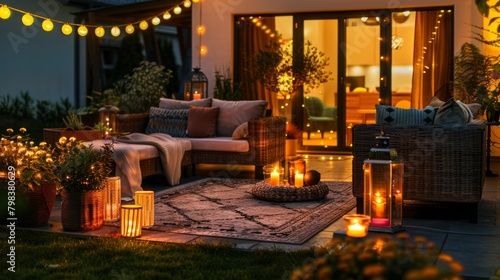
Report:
193,0,482,95
0,0,80,106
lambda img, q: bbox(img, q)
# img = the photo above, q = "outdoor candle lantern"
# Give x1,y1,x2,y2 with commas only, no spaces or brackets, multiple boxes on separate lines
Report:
121,204,142,238
263,164,284,186
343,214,370,238
183,68,208,101
104,176,121,222
288,158,306,186
134,190,155,227
98,105,119,136
363,130,404,233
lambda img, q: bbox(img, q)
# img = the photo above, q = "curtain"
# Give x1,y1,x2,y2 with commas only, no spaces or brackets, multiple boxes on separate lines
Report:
236,17,278,115
411,11,453,108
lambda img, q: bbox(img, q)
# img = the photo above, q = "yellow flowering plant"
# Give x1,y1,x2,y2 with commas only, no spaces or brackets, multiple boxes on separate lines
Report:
0,128,59,193
54,136,113,193
291,232,464,280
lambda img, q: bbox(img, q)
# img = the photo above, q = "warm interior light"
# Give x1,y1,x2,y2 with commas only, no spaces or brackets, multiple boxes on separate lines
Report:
0,5,11,20
61,23,72,35
151,17,161,25
95,26,105,37
183,0,192,8
361,17,368,22
125,24,134,34
42,19,53,32
111,26,120,37
77,25,88,36
22,13,34,26
139,20,148,30
403,10,411,17
192,0,200,3
163,11,171,20
173,6,182,14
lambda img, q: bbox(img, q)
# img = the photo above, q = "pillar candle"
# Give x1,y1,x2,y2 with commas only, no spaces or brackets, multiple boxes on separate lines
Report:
294,172,304,187
270,169,280,186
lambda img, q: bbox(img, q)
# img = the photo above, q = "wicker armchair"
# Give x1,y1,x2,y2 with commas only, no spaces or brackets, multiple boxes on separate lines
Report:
351,122,486,223
115,113,286,179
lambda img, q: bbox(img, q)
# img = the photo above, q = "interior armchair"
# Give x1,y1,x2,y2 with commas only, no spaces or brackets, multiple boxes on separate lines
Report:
304,96,338,139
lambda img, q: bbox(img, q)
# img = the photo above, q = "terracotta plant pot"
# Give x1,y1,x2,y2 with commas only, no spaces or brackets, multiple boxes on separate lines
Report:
61,189,104,231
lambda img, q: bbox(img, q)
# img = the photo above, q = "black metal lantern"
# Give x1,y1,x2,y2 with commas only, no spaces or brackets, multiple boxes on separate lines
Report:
363,130,404,233
183,68,208,100
98,105,119,137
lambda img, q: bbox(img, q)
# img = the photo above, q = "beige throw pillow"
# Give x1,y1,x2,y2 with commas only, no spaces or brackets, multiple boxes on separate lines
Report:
212,99,268,136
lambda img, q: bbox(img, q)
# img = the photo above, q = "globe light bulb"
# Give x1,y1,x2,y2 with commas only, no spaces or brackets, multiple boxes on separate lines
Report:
183,0,192,8
151,17,160,26
111,26,120,37
200,45,207,55
78,25,88,36
197,25,204,35
173,6,182,14
22,13,34,26
42,19,54,32
125,24,134,34
61,23,73,35
139,20,148,30
0,5,11,20
163,11,171,20
95,26,105,37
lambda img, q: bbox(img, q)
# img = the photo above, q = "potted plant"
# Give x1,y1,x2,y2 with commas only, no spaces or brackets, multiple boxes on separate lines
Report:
453,42,500,118
0,128,59,226
54,136,113,231
43,111,104,146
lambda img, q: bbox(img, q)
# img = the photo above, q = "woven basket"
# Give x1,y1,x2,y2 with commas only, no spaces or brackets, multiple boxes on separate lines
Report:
251,181,329,202
61,189,104,231
43,128,103,146
0,179,56,227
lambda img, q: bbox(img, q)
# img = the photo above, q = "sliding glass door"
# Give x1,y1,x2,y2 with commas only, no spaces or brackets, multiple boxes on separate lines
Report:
234,8,453,153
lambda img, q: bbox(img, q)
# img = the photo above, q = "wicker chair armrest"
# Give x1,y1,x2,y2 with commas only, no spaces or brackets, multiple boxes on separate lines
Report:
116,113,150,134
247,116,286,164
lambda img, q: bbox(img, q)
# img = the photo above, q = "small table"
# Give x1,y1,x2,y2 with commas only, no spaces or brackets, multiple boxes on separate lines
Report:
486,122,499,177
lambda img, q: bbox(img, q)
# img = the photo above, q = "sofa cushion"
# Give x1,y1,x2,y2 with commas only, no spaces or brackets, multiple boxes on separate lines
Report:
159,97,212,109
232,122,249,139
212,99,268,136
186,137,250,152
146,107,188,137
434,98,473,125
375,104,436,125
187,106,219,138
427,96,481,118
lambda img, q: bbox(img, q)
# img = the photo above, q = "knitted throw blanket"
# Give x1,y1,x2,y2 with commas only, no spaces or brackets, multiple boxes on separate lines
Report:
117,133,185,187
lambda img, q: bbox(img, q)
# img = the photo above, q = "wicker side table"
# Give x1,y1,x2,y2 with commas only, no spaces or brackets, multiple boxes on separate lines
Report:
251,181,329,202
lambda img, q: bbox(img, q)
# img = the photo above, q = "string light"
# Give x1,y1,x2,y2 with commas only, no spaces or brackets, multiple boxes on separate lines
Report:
0,1,196,37
21,13,34,26
61,23,72,35
42,19,53,31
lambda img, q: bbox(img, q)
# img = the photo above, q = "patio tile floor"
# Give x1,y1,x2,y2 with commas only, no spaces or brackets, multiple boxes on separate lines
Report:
24,155,500,279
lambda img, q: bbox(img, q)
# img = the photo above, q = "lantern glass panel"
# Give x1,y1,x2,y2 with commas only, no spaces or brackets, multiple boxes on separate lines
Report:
98,105,119,136
183,68,208,100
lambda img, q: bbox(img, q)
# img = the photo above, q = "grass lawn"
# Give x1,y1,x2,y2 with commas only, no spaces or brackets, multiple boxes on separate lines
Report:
0,229,315,279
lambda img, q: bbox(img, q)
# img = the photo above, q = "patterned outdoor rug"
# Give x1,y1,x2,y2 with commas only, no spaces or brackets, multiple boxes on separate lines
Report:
150,178,356,244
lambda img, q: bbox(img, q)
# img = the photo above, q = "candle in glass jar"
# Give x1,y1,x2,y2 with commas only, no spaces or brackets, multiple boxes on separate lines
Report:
270,168,280,186
347,221,367,238
294,172,304,187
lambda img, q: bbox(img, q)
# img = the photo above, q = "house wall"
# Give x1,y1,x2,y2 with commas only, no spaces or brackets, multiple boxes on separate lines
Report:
193,0,483,95
0,0,81,106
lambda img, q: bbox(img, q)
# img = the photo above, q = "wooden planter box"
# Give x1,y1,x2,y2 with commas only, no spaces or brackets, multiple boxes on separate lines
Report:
43,128,103,146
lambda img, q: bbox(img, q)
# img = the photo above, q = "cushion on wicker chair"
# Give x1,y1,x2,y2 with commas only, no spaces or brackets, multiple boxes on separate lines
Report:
427,96,481,118
212,99,268,137
146,107,188,137
375,104,436,125
434,98,473,125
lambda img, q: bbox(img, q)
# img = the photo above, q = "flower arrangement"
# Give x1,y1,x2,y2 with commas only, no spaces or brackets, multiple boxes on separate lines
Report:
290,232,463,280
286,123,303,140
54,136,113,193
0,128,59,193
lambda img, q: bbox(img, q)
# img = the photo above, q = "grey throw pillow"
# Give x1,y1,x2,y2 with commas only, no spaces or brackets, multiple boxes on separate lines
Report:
212,99,268,136
146,107,188,137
